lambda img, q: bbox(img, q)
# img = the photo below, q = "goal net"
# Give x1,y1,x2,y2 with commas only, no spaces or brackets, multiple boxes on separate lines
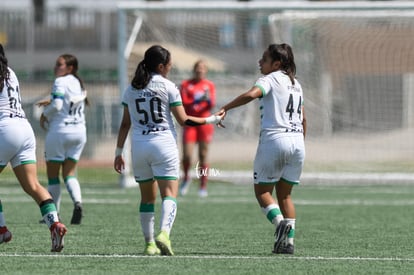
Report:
117,1,414,176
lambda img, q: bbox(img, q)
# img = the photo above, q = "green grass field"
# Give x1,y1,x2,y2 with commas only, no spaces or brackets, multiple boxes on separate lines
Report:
1,167,414,274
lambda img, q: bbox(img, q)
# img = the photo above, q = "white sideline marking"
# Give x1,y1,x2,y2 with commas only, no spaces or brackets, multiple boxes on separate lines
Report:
3,196,414,206
0,253,413,262
214,171,414,185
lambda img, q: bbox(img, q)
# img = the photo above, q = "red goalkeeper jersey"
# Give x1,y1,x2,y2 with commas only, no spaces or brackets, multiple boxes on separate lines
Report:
180,78,216,117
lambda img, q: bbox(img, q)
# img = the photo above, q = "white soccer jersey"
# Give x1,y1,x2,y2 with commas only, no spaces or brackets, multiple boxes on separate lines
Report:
0,67,36,168
254,70,304,137
122,74,182,141
43,74,86,131
0,67,25,120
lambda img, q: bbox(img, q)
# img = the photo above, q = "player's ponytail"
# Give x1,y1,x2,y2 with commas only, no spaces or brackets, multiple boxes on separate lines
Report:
268,43,296,85
131,45,171,90
0,43,10,91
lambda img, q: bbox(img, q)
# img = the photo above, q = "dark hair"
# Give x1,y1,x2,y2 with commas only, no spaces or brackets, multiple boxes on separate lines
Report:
268,43,296,85
59,54,89,105
0,43,10,91
60,54,84,89
131,45,171,89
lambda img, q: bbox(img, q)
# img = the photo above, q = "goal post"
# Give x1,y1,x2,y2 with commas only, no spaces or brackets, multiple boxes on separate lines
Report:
116,1,414,180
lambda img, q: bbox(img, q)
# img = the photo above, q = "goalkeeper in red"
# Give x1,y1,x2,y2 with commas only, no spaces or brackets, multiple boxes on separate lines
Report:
217,43,306,254
179,60,216,197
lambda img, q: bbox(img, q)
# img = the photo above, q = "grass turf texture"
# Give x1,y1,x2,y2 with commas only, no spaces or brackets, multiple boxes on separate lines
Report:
1,169,414,274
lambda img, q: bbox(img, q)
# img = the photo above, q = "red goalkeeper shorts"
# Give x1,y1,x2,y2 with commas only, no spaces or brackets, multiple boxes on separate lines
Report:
182,124,214,143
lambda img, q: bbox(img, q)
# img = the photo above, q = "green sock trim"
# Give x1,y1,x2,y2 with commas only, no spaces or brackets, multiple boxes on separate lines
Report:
0,203,3,212
64,175,76,182
48,178,60,185
266,208,282,223
40,202,57,216
163,196,177,203
288,228,295,238
140,203,155,213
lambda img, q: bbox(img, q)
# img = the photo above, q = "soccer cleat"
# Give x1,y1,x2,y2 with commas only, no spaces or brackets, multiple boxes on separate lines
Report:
198,189,208,198
144,241,161,256
279,243,295,254
0,226,12,244
50,222,67,252
155,230,174,256
70,202,83,225
179,180,191,196
273,220,291,254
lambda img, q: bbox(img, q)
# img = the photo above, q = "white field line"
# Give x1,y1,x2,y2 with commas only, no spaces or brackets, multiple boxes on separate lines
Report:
2,196,414,206
211,171,414,185
0,253,414,262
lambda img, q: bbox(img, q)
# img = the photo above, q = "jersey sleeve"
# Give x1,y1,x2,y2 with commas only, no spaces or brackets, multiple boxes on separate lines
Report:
169,82,182,107
51,77,66,100
43,77,65,119
254,75,271,98
121,86,130,107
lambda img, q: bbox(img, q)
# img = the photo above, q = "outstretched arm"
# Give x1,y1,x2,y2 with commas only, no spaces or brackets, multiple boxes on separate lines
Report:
171,104,224,126
221,86,262,112
215,86,262,127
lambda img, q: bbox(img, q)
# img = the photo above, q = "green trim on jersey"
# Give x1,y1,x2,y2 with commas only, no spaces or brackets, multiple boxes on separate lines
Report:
154,176,178,180
254,84,266,98
280,177,299,185
0,165,6,169
48,160,64,164
21,160,36,165
140,203,155,213
40,202,57,216
52,91,65,97
122,102,128,107
138,178,154,184
170,101,182,107
67,157,78,163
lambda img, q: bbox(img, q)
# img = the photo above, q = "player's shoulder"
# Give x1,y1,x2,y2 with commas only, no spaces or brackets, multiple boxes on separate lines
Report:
55,74,78,84
3,67,19,89
202,78,215,87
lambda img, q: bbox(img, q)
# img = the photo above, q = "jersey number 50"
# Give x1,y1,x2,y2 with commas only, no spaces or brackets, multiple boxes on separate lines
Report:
135,97,163,125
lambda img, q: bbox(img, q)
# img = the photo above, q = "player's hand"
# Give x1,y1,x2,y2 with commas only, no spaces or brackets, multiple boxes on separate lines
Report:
40,114,48,130
36,99,51,107
215,109,226,128
114,155,125,174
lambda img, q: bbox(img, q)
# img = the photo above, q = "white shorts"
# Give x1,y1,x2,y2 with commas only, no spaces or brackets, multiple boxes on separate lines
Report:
131,137,179,182
253,134,305,185
44,125,87,162
0,118,37,168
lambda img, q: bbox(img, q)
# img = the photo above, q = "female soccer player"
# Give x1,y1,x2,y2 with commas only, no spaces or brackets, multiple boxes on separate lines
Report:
217,44,306,254
113,45,223,256
37,54,88,225
179,60,217,197
0,43,67,252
